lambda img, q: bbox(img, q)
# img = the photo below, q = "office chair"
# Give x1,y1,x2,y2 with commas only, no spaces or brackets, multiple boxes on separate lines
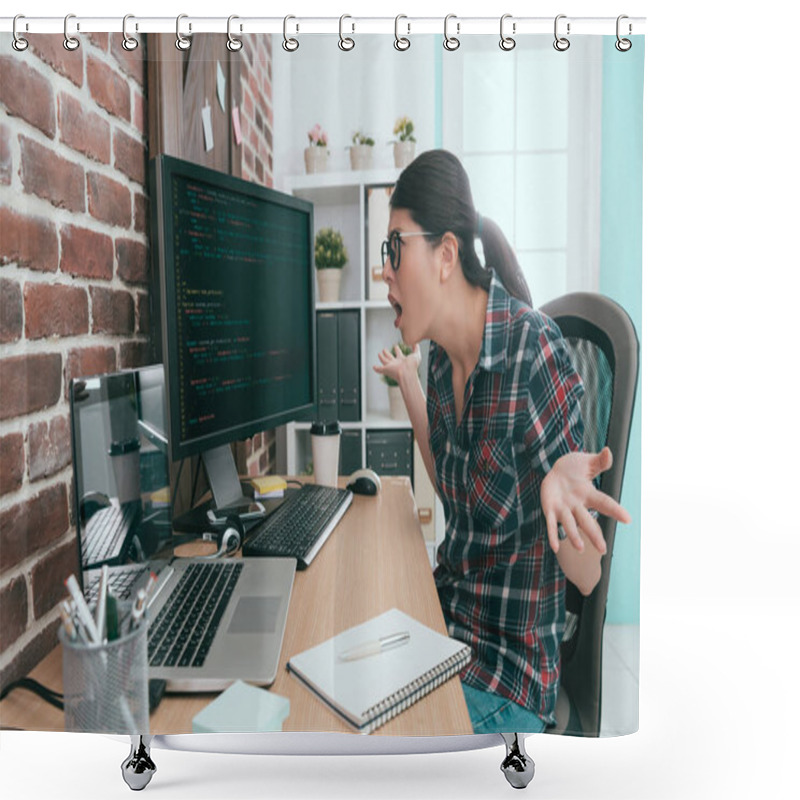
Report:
539,292,640,737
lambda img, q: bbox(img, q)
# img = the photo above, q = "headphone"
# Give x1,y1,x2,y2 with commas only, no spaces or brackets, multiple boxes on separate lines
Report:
174,514,244,559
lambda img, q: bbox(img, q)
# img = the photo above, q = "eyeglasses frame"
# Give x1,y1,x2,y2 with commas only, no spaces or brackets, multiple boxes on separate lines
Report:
381,230,436,272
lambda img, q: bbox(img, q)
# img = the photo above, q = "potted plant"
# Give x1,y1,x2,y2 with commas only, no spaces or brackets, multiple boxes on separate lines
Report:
380,342,416,420
315,227,348,302
350,131,375,171
305,124,329,174
392,117,416,168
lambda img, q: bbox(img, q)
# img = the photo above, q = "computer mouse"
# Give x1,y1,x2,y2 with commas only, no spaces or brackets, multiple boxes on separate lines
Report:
346,468,382,496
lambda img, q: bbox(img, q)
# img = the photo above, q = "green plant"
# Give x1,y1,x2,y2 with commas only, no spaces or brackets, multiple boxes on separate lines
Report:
393,117,416,143
380,342,415,387
352,131,375,147
314,228,348,270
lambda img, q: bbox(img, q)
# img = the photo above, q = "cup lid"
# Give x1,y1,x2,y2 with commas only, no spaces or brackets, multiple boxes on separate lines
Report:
311,420,341,436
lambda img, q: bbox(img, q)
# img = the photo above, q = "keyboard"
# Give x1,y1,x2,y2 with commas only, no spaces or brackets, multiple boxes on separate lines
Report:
83,563,148,607
82,502,140,568
148,561,243,669
242,483,353,568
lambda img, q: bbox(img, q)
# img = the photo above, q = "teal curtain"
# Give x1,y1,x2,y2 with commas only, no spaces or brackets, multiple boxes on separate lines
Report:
599,36,644,624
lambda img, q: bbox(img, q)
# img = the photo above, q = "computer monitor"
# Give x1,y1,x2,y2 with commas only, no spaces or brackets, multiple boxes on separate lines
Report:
150,155,316,516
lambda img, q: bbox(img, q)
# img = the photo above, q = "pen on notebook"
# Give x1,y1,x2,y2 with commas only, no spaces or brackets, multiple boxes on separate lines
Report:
338,631,410,662
65,574,101,645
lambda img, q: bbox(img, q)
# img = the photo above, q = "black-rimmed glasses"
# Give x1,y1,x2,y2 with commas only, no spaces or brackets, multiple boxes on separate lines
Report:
381,230,434,272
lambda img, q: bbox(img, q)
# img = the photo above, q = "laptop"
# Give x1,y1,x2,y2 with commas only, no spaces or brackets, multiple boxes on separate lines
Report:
70,366,297,692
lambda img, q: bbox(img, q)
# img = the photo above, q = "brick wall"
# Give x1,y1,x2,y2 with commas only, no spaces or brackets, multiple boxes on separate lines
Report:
238,35,276,477
0,33,150,687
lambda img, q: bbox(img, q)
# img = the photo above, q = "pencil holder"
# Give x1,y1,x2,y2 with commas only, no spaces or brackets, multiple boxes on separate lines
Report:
59,621,150,734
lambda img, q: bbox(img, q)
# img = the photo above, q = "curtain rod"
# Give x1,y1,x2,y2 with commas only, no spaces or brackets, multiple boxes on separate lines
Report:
1,16,646,37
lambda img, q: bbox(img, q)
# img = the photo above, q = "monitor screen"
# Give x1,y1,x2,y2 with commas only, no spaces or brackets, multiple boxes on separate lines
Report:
150,156,316,465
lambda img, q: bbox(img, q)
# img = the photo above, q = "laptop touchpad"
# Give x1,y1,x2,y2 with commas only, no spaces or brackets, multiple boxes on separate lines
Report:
227,596,281,634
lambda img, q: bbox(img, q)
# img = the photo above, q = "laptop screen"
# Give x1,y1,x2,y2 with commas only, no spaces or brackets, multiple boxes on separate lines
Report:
70,365,173,595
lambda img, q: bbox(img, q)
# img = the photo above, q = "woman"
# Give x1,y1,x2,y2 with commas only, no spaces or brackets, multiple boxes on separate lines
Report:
373,150,630,735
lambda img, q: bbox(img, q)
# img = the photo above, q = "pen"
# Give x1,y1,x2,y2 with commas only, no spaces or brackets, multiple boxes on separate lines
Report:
59,600,77,642
338,631,410,662
65,574,101,645
95,565,109,643
105,589,120,642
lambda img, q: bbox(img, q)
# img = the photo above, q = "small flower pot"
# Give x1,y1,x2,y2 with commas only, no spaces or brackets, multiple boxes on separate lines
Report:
393,141,415,169
350,145,373,171
316,268,342,303
304,146,329,174
388,385,408,421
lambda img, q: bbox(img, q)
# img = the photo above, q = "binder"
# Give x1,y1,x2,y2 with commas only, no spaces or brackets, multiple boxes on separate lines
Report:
337,311,360,422
316,310,360,422
316,312,339,419
287,608,471,734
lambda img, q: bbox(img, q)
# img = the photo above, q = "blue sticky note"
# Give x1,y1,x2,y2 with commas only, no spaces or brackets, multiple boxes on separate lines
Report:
192,681,290,733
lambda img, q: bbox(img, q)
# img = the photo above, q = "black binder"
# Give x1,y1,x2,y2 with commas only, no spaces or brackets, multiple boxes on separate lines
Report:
316,310,360,422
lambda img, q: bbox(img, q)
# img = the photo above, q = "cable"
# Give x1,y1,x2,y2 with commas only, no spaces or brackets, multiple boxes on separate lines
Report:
0,678,64,710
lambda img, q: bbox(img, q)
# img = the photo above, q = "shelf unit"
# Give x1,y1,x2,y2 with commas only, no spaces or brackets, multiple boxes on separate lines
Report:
275,168,443,566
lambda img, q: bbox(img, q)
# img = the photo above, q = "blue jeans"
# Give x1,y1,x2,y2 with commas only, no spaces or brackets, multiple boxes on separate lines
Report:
462,684,547,735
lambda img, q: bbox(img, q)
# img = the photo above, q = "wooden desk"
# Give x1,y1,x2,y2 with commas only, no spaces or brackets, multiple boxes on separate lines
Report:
0,477,472,736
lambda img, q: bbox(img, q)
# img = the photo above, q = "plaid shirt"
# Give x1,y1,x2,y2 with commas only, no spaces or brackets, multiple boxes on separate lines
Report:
428,276,584,725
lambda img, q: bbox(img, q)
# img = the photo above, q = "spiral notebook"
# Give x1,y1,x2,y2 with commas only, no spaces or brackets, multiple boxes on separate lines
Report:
287,608,472,734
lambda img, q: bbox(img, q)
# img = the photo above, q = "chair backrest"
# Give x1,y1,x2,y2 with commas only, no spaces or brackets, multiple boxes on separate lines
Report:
539,292,639,736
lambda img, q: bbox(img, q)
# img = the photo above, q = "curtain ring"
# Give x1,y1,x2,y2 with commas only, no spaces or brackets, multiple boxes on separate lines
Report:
176,14,191,50
615,15,632,51
394,15,410,51
12,15,29,52
283,15,299,52
499,14,516,51
443,14,460,51
227,15,243,52
121,15,139,51
339,15,355,51
63,14,80,51
553,14,570,52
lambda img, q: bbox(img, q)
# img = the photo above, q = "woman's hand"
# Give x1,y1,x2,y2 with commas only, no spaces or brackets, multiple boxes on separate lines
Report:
540,447,631,556
372,344,422,390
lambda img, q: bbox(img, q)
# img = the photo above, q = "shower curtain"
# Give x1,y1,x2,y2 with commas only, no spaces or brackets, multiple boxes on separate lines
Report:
0,16,644,744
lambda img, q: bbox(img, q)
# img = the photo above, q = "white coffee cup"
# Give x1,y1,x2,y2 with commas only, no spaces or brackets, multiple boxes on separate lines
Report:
310,421,341,488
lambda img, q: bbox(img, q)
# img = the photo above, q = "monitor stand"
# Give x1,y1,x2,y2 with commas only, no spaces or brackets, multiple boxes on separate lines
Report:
171,444,269,533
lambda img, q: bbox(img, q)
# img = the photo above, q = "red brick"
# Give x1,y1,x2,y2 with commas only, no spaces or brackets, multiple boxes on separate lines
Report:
29,34,84,87
0,352,62,421
0,207,59,272
32,539,80,620
27,415,72,482
0,124,11,185
132,88,147,136
0,576,28,651
60,224,114,280
113,129,146,185
87,32,109,51
90,286,134,334
0,482,70,574
1,278,23,343
58,92,111,164
133,192,149,235
116,239,148,285
24,282,89,340
136,291,150,335
87,172,131,228
65,346,116,392
0,56,56,139
87,56,131,122
19,136,85,213
0,618,59,696
110,37,146,88
120,340,153,369
0,433,24,496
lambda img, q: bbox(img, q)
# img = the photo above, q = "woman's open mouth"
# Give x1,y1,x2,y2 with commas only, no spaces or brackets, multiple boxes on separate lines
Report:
389,294,403,328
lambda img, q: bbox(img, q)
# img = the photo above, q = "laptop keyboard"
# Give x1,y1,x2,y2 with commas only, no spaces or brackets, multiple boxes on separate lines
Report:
148,561,243,669
242,483,352,568
84,563,148,606
82,502,139,567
